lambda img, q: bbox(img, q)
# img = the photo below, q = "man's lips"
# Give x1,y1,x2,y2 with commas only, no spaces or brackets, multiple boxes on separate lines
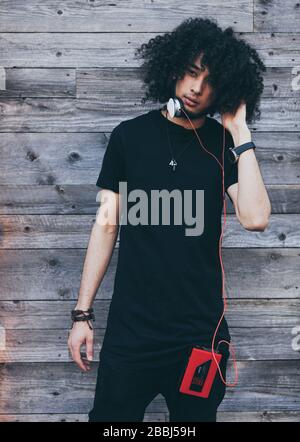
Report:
184,96,200,105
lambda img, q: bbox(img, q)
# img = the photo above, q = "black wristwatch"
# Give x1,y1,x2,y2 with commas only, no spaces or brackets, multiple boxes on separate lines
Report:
228,141,256,164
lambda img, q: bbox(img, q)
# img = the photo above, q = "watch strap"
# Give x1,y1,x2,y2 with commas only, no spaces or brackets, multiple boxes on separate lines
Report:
229,141,256,163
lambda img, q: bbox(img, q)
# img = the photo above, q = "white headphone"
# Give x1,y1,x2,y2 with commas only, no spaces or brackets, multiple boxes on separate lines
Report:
166,97,184,118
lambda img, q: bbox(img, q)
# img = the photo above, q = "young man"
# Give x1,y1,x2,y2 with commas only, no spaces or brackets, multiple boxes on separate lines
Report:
68,17,271,422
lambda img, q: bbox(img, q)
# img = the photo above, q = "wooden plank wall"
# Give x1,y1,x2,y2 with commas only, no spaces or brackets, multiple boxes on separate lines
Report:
0,1,300,422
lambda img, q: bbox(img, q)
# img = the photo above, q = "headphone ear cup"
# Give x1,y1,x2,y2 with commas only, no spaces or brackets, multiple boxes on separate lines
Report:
167,97,183,118
167,98,176,118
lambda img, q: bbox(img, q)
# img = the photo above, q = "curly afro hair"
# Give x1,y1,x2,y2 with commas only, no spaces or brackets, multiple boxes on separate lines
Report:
134,17,266,124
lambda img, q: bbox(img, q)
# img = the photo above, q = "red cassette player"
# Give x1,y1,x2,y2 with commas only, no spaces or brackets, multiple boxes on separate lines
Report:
179,345,223,398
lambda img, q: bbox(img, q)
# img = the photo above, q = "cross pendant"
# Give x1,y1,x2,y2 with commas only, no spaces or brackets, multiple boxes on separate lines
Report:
169,158,177,171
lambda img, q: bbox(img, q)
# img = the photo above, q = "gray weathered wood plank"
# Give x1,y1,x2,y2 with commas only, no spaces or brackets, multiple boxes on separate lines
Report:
0,66,297,98
0,33,299,68
1,299,299,330
218,411,300,422
0,361,299,412
0,214,298,248
76,67,300,99
0,131,299,185
1,411,299,422
0,0,253,33
0,98,299,132
254,0,300,32
0,412,166,422
0,248,298,300
0,185,299,214
0,326,299,363
0,68,75,98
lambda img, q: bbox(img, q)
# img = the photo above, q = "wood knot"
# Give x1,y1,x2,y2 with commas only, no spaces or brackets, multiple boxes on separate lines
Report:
68,151,81,163
49,259,58,267
278,233,286,241
26,150,38,162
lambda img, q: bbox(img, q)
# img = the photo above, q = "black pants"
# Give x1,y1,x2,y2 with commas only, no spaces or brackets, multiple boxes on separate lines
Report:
88,351,229,422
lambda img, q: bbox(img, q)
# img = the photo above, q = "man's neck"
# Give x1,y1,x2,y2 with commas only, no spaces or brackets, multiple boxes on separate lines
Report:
160,109,206,130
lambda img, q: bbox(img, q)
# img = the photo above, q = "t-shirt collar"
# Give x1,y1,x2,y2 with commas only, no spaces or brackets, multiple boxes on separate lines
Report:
153,107,210,135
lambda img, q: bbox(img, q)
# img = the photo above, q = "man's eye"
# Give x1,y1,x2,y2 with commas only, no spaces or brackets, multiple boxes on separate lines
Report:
188,69,197,76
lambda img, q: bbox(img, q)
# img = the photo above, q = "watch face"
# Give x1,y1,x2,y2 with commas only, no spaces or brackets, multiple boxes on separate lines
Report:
228,148,237,164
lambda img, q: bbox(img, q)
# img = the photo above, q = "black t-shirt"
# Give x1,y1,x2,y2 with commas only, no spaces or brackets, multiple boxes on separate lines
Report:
95,108,238,370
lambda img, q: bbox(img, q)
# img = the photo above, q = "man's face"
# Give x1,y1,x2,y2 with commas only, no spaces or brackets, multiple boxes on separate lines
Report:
174,53,216,119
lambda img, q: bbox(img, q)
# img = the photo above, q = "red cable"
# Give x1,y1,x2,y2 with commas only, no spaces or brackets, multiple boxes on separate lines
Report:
167,107,239,388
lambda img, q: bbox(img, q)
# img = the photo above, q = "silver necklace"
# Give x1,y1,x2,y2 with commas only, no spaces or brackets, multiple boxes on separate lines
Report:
164,108,196,171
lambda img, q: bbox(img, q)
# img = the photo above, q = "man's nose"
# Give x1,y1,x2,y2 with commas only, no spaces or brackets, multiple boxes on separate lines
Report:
192,74,206,95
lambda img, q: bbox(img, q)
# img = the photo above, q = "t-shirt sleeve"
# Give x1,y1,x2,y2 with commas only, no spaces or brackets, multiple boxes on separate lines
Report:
224,130,238,202
96,123,126,193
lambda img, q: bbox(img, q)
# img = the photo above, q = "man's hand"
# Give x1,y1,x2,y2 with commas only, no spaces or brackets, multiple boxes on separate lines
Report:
221,100,248,133
221,100,251,147
68,321,94,372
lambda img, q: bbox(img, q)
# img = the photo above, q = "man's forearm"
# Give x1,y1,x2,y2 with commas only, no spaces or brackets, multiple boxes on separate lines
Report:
231,125,271,229
75,223,118,310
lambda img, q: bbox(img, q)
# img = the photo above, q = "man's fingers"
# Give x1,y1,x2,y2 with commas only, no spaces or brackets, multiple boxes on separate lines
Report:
72,345,89,371
67,327,94,372
86,337,94,361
